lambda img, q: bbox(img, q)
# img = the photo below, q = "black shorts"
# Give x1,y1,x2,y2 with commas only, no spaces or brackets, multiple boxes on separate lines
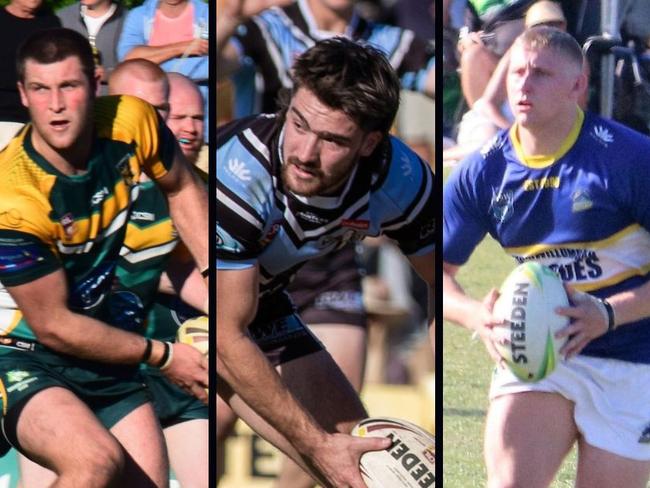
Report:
287,244,367,328
249,294,324,367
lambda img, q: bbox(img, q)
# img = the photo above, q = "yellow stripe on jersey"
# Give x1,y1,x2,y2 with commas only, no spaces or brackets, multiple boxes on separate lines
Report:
0,378,7,416
0,309,23,335
510,108,584,169
505,224,642,255
573,264,650,292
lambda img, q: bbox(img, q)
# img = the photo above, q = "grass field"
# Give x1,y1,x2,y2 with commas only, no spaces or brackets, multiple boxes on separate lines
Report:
442,166,578,487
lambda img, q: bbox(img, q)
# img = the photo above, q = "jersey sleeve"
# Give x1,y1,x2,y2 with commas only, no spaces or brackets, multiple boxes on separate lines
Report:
97,95,177,182
378,137,436,256
216,128,275,265
0,192,60,286
442,155,491,265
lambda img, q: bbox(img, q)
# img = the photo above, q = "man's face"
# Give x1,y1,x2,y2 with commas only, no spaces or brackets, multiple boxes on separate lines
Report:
167,88,204,163
281,87,380,197
507,43,583,129
19,56,93,154
11,0,43,13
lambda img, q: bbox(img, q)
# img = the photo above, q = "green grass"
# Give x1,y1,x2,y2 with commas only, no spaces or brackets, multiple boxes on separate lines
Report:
442,167,578,487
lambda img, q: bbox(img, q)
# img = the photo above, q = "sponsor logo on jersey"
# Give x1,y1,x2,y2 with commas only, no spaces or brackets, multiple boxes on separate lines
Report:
639,422,650,443
341,219,369,230
227,158,252,181
91,187,110,206
60,212,77,238
6,370,29,383
571,189,593,212
131,211,156,222
69,262,115,311
515,250,603,282
260,221,282,247
523,176,560,191
297,211,328,225
490,189,514,224
0,244,45,272
591,125,614,147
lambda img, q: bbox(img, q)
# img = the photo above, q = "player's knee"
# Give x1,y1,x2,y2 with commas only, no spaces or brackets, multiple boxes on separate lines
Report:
69,438,125,485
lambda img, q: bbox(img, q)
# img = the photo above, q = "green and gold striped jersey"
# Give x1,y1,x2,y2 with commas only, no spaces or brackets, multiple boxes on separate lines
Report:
0,95,176,342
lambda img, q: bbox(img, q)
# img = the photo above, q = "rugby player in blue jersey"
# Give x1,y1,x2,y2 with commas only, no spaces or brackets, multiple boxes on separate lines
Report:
0,29,208,486
444,26,650,487
217,38,435,488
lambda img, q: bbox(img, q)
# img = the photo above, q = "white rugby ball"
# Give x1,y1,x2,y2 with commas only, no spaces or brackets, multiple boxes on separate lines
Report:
492,262,568,382
351,417,435,488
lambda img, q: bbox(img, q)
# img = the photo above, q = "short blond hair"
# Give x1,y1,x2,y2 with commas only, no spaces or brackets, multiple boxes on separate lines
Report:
515,26,584,70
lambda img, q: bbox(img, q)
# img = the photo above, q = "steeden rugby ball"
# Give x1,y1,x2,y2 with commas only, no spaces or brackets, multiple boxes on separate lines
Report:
352,417,435,488
492,262,568,382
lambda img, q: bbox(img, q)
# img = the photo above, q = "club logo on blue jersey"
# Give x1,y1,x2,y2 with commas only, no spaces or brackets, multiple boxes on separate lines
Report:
227,158,252,181
591,125,614,147
571,189,593,212
490,189,514,224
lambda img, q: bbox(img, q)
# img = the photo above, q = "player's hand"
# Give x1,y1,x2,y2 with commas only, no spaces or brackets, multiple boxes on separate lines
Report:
554,286,610,359
161,342,209,403
470,288,509,367
309,433,391,488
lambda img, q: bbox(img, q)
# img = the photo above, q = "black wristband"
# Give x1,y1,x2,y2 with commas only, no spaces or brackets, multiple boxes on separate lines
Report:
600,298,616,332
155,341,171,368
142,338,153,363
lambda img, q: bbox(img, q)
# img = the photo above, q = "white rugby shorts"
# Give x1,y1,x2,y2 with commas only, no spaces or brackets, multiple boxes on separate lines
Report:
490,355,650,461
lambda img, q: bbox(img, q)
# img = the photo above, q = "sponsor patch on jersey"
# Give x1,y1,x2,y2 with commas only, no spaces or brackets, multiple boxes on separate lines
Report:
297,211,328,225
0,243,46,273
341,219,369,230
260,221,282,247
115,150,136,186
490,189,514,224
571,189,593,212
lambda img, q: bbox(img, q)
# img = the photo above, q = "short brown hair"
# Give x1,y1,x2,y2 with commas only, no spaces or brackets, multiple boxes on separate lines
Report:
17,28,96,92
285,37,401,135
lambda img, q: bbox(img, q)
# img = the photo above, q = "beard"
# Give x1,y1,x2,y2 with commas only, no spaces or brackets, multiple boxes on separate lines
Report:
280,155,356,197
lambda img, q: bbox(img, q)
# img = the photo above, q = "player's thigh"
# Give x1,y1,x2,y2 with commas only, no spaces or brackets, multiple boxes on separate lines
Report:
16,386,124,478
308,323,367,391
164,419,208,488
575,437,650,488
110,401,168,487
485,391,578,488
278,348,367,433
18,453,56,488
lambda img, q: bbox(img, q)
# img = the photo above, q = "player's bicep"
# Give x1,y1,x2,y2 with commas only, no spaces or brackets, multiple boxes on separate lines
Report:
6,267,69,337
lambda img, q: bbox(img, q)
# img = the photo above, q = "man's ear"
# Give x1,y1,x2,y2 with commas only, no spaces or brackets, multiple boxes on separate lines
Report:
360,131,383,157
17,82,28,108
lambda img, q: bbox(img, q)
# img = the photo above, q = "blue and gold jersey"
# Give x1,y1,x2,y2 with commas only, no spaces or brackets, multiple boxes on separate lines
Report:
0,95,176,342
444,110,650,363
217,114,436,299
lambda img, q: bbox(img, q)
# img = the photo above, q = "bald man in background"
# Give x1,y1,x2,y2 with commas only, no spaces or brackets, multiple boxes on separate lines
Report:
108,58,170,118
167,72,206,171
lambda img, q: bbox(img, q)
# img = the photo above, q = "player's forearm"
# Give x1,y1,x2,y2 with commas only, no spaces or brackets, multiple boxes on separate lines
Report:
602,280,650,329
442,267,483,331
35,308,159,365
217,330,328,452
123,42,190,65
